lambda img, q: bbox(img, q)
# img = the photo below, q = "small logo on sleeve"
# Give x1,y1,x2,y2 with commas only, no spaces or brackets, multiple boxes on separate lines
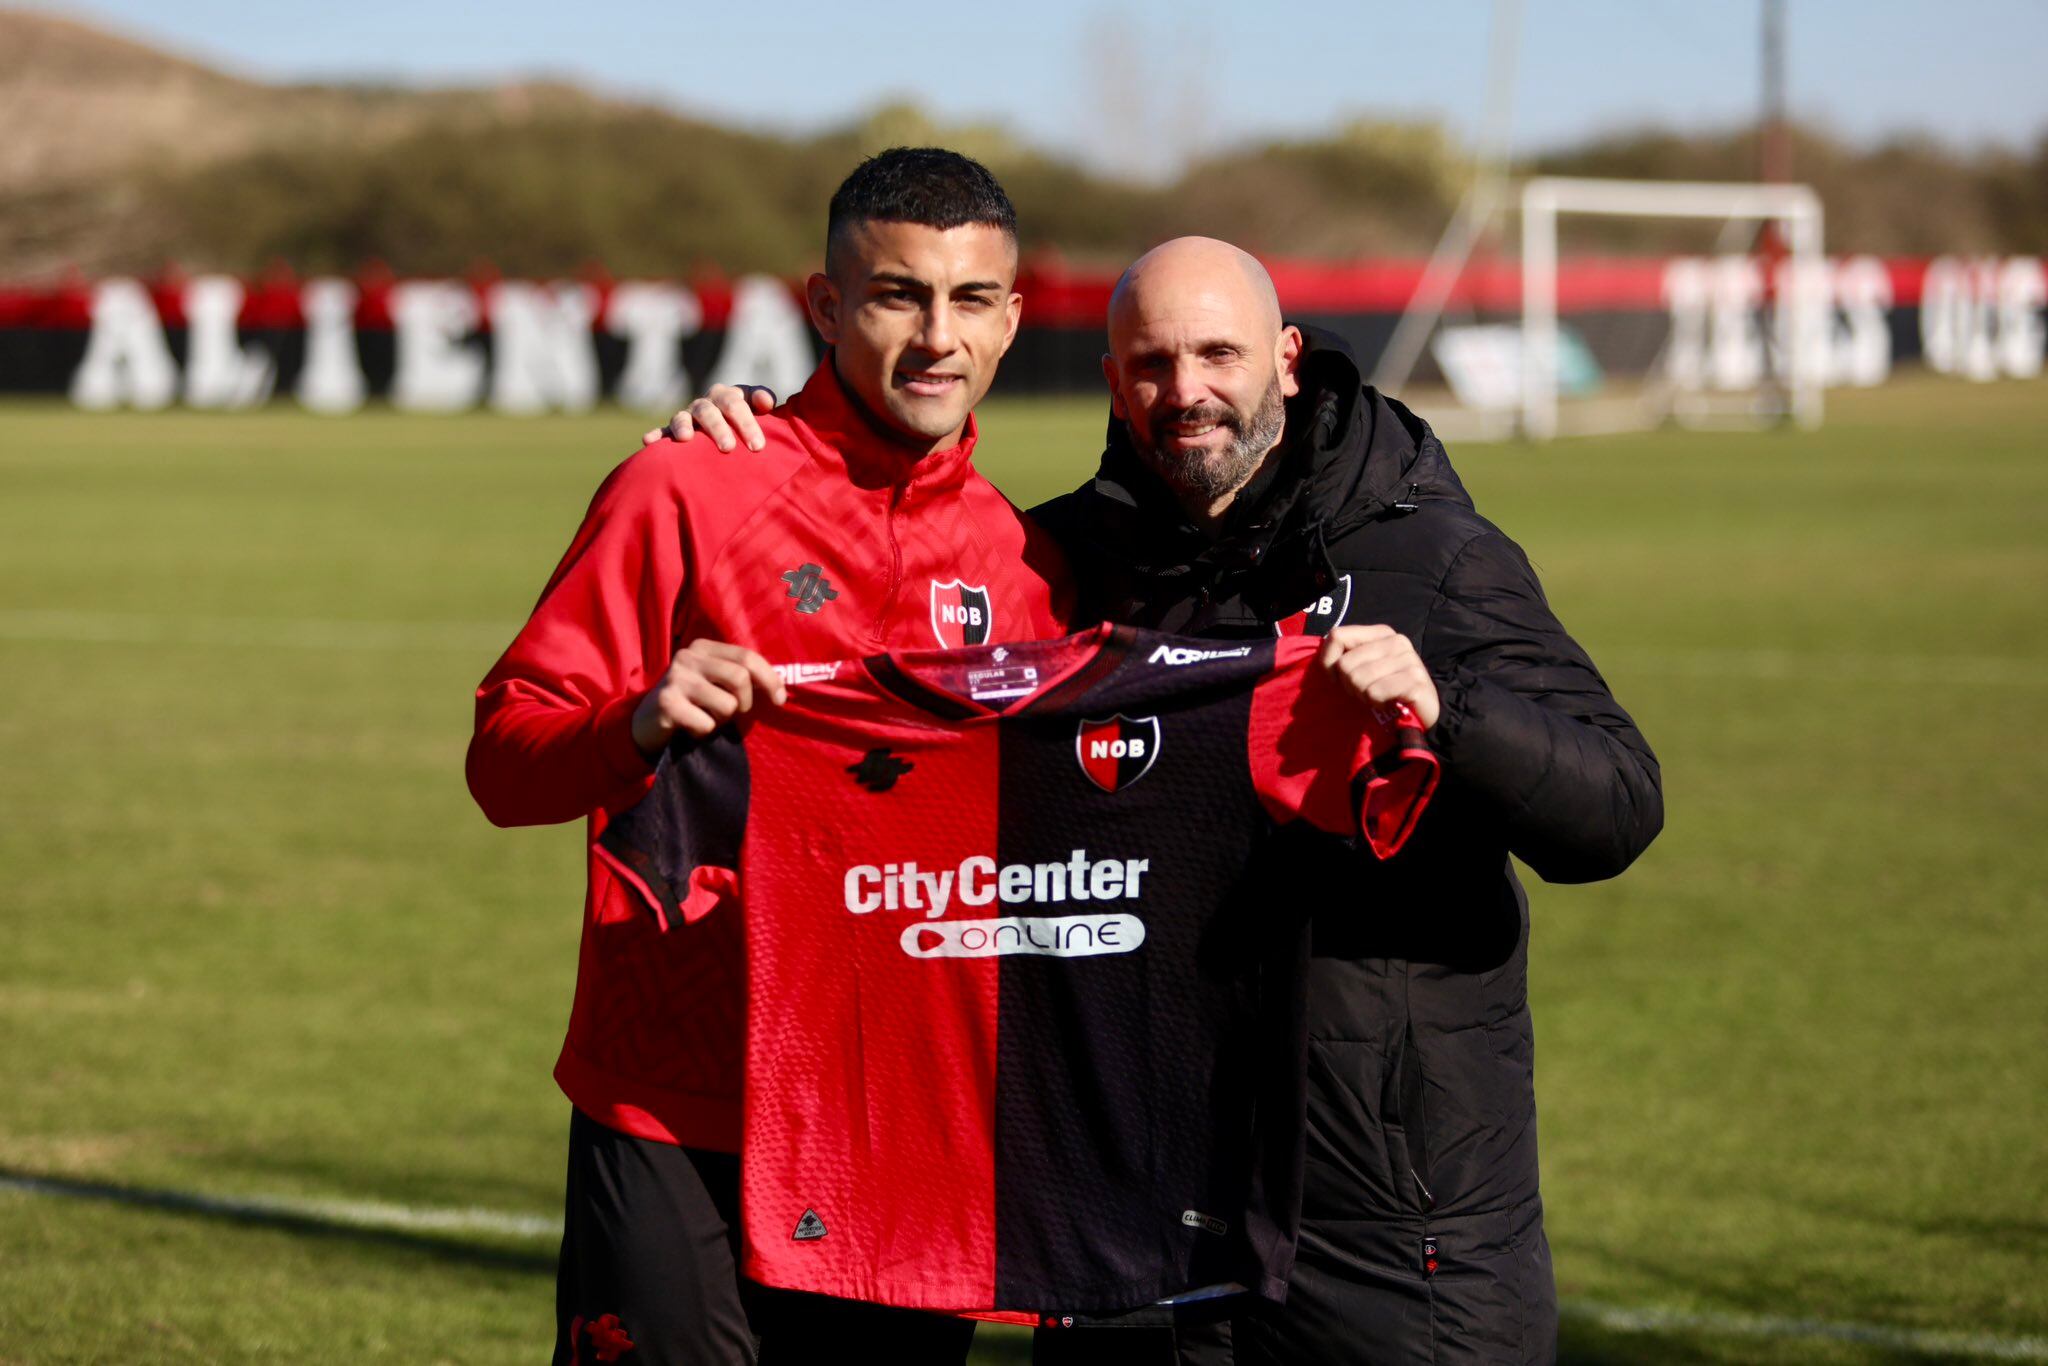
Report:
929,579,993,647
1181,1209,1229,1236
847,748,914,792
569,1314,636,1362
1076,715,1161,792
781,563,839,615
1274,573,1353,637
793,1208,828,1241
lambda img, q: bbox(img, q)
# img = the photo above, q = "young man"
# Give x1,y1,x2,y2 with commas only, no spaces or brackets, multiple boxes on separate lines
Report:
670,236,1662,1366
468,148,1071,1365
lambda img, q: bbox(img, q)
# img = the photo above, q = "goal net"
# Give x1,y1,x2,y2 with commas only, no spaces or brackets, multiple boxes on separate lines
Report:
1374,176,1828,442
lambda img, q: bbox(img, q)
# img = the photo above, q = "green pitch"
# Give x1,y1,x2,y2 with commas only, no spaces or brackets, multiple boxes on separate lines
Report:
1,377,2043,1363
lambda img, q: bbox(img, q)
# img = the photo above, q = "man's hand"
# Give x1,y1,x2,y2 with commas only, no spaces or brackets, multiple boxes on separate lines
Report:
630,638,787,755
641,385,779,451
1320,625,1441,732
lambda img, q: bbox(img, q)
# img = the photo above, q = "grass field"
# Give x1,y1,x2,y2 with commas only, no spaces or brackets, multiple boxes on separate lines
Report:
2,376,2044,1364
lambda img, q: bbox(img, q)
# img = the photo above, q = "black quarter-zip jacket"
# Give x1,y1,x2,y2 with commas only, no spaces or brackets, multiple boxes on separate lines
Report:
1031,327,1662,1364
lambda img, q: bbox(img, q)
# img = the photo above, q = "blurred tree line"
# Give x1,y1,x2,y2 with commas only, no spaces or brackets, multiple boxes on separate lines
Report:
130,107,2048,277
4,15,2042,285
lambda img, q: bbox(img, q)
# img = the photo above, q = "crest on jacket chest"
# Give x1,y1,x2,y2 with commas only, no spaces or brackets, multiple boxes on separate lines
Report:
1273,573,1353,637
928,578,993,648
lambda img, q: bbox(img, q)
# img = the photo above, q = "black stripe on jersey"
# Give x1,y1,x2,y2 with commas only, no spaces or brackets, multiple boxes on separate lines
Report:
1021,625,1140,714
598,729,750,927
863,654,983,721
989,678,1299,1312
1046,632,1281,720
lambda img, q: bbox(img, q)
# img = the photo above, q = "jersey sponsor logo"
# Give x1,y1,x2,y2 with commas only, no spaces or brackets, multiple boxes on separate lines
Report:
1273,573,1353,637
843,851,1152,918
899,913,1146,959
1076,715,1161,792
1180,1209,1229,1236
793,1208,828,1241
1147,643,1253,667
846,747,914,792
775,661,841,687
929,578,993,648
780,562,840,615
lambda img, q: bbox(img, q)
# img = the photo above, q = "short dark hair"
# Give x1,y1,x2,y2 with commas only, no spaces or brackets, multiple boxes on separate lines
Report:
825,147,1018,276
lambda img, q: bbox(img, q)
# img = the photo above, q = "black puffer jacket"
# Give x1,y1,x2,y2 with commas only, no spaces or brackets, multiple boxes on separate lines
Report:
1031,329,1662,1364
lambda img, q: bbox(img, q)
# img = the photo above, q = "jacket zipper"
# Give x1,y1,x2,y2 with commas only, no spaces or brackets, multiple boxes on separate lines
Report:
872,482,906,643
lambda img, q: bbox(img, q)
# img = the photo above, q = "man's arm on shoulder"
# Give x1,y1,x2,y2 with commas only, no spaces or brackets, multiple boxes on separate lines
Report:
1420,527,1663,883
640,386,776,451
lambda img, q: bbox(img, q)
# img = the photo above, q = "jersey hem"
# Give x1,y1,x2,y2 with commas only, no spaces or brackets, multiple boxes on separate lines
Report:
739,1255,1286,1318
554,1044,741,1152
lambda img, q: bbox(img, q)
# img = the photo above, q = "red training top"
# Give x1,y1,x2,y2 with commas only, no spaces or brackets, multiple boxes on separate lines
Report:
467,354,1072,1151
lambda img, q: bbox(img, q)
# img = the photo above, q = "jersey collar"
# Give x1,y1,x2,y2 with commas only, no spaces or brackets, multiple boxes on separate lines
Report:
786,351,979,498
863,623,1132,722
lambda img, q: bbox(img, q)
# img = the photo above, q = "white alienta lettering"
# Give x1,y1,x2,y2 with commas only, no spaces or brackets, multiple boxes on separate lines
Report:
1147,644,1253,666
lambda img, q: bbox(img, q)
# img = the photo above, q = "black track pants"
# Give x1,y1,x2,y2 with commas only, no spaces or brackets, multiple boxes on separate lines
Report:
552,1109,978,1365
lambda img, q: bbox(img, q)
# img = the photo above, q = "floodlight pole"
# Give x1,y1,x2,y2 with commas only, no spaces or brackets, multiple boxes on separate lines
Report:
1369,0,1520,398
1760,0,1791,183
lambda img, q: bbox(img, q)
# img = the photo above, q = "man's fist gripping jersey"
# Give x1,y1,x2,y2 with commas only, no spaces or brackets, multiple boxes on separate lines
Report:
596,625,1439,1316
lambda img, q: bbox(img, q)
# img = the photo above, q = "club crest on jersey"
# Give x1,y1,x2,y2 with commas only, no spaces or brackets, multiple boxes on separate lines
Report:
1274,573,1353,637
929,579,993,648
1076,715,1161,793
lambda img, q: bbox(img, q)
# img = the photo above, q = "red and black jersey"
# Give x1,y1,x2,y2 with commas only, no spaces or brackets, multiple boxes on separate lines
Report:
595,625,1439,1316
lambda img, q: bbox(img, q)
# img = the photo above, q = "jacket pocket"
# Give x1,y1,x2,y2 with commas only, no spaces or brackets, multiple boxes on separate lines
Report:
1381,1020,1436,1218
1303,1037,1406,1224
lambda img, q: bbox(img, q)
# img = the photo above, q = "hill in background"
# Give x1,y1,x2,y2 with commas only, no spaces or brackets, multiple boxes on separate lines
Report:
2,7,2042,282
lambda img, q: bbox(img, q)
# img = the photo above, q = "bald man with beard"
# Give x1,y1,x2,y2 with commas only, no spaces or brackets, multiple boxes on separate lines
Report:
669,235,1663,1366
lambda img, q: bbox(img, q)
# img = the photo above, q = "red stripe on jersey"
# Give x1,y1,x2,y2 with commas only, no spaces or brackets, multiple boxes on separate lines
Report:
1248,636,1437,859
735,716,1004,1309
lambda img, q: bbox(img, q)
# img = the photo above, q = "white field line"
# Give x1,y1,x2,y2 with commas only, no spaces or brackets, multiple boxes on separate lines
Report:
2,609,2044,689
0,1171,553,1240
4,1171,2045,1358
1562,1298,2048,1361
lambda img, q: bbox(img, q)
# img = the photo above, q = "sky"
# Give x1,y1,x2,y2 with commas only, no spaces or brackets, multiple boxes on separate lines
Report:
32,0,2048,178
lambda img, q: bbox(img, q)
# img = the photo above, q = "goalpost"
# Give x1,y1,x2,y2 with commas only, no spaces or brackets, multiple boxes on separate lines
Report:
1374,175,1828,442
1519,176,1826,441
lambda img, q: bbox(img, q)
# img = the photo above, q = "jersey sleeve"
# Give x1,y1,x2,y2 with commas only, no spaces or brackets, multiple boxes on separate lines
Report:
591,728,749,932
1246,637,1440,859
465,445,688,827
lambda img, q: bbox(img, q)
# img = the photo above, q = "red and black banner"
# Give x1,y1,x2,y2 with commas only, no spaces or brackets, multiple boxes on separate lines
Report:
2,255,2042,407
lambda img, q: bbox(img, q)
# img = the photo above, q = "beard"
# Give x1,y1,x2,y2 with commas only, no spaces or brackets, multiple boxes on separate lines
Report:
1131,374,1288,506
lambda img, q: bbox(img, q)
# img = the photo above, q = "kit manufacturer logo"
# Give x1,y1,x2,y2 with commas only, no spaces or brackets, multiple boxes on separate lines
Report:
781,562,839,615
846,748,914,792
1075,715,1161,792
929,579,993,647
